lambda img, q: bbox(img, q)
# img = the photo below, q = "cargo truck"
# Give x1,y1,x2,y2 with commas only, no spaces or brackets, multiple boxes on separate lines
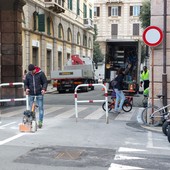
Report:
51,55,95,93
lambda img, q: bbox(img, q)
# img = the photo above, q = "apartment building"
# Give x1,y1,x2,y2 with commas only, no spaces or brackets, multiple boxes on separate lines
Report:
22,0,94,80
94,0,143,85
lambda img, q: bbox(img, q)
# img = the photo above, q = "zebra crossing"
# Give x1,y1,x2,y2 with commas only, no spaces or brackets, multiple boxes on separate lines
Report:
0,105,139,121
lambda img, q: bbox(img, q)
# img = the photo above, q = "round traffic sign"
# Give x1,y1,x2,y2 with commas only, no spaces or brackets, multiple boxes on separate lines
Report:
142,26,163,47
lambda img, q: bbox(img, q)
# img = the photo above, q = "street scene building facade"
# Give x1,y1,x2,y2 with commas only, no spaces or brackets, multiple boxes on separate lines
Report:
22,0,94,80
94,0,143,89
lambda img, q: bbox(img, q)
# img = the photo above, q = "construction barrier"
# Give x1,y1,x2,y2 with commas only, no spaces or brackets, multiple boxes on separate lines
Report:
74,83,109,124
0,82,29,121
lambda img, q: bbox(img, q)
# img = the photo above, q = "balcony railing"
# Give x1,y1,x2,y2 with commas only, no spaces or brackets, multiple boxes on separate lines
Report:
44,0,65,13
83,18,94,30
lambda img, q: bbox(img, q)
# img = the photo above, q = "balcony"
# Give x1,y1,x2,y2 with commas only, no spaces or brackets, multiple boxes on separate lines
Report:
84,18,93,30
106,0,122,3
44,0,65,13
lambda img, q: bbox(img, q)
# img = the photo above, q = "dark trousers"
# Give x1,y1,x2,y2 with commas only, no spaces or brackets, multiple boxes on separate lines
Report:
144,80,149,90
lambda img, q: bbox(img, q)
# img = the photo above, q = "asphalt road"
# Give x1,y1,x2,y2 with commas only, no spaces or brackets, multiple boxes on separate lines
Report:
0,86,170,170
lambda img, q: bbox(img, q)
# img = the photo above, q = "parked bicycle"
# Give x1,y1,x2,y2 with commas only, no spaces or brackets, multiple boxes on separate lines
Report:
102,91,133,112
141,95,170,126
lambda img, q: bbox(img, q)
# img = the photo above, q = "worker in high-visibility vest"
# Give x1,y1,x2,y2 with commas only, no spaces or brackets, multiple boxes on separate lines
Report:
140,66,149,90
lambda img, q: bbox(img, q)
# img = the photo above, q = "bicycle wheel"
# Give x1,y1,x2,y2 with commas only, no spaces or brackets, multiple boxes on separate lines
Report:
122,100,132,112
102,102,112,112
141,105,162,126
167,125,170,143
162,120,169,136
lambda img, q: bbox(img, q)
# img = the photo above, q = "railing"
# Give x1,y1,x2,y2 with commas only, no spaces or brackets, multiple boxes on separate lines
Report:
0,82,29,121
74,83,109,124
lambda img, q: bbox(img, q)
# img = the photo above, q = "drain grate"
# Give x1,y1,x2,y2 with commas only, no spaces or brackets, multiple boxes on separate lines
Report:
55,150,84,160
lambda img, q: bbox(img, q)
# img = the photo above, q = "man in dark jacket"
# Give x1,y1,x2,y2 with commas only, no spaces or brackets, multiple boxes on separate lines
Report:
24,64,48,128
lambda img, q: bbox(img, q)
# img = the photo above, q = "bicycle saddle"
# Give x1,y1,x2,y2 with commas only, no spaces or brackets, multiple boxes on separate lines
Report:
156,94,164,98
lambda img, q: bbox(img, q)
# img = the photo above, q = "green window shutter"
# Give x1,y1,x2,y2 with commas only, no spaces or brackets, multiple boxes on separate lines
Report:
90,9,92,19
83,3,87,18
70,0,72,10
77,0,80,15
38,14,45,32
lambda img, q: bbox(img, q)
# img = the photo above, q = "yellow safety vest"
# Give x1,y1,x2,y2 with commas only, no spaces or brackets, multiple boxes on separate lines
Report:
141,70,149,81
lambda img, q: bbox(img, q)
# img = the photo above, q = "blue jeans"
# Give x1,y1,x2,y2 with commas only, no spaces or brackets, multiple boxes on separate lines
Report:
29,95,44,122
114,89,125,111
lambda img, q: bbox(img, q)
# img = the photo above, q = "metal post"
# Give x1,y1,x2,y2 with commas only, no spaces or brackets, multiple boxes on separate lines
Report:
162,0,167,107
151,48,154,107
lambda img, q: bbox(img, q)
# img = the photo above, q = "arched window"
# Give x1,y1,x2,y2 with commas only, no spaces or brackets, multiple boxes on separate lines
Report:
77,32,80,45
88,37,92,48
58,23,64,39
47,17,51,35
83,34,87,47
67,28,72,42
33,11,38,31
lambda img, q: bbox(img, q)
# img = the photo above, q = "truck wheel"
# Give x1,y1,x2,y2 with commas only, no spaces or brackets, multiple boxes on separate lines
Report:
58,90,64,93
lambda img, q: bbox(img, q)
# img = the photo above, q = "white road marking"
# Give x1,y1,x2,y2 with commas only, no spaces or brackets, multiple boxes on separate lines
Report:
118,147,146,152
147,131,153,148
115,109,134,121
55,107,86,119
0,122,16,129
0,133,26,145
84,108,105,119
1,109,25,117
108,163,143,170
114,154,145,160
44,106,63,115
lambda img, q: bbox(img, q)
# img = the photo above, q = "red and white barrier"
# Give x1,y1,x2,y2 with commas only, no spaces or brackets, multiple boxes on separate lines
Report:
74,83,109,124
0,82,29,109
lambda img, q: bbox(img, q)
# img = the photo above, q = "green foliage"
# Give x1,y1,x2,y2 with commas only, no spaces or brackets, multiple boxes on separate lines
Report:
93,25,104,64
139,0,151,29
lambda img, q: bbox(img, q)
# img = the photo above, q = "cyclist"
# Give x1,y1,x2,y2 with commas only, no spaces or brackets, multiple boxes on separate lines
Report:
24,64,48,128
113,68,125,113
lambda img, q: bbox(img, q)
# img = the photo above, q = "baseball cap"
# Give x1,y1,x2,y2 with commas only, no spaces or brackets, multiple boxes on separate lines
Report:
28,64,35,71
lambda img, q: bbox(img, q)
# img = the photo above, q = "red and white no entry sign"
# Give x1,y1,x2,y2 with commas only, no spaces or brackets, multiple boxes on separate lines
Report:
142,26,163,47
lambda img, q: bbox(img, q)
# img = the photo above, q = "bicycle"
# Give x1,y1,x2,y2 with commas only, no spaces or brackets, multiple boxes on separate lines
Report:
141,95,170,127
102,91,133,112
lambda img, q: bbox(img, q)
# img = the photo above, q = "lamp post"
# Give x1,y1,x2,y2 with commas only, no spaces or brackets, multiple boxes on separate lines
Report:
162,0,167,107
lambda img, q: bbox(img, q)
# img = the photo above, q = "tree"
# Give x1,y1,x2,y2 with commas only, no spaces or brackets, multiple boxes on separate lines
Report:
93,25,104,64
139,0,151,61
139,0,151,29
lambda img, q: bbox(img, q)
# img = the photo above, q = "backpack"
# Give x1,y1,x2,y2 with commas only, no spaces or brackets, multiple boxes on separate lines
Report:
110,78,117,88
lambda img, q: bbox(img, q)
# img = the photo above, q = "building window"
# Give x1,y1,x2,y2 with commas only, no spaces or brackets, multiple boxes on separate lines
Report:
58,51,62,70
77,0,80,15
77,32,80,45
38,14,45,32
47,17,51,35
58,23,63,39
108,6,121,16
133,23,139,35
83,34,87,47
83,3,87,18
67,28,72,42
130,5,141,16
33,11,38,31
88,37,92,48
89,9,92,19
67,0,72,10
94,7,100,17
111,24,118,37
